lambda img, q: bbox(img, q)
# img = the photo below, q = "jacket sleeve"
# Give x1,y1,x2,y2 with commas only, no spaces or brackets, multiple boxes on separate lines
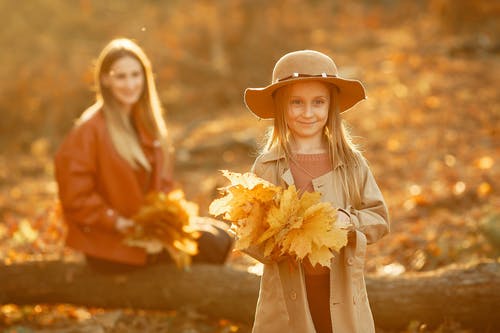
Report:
54,127,117,231
346,160,390,244
160,146,176,193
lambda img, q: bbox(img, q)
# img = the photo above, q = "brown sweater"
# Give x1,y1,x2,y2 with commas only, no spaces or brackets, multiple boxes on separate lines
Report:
289,153,333,333
289,153,332,193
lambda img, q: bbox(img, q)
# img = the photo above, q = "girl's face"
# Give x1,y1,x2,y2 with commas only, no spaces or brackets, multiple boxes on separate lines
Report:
103,56,144,109
285,81,330,144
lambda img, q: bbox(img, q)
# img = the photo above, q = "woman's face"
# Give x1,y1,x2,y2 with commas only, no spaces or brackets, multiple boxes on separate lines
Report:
285,81,330,144
103,56,145,109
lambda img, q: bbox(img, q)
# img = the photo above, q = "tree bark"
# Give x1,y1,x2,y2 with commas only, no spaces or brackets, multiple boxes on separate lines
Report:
367,260,499,331
1,260,498,331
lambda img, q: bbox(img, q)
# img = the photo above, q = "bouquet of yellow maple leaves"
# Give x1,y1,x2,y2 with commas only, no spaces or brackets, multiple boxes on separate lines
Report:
209,171,349,267
124,190,200,268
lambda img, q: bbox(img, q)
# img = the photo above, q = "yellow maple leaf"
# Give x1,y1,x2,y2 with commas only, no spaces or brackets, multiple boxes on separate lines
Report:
221,170,275,190
258,185,300,244
234,201,268,250
280,202,347,267
208,195,233,218
297,190,322,216
307,244,335,268
210,183,278,222
264,236,279,257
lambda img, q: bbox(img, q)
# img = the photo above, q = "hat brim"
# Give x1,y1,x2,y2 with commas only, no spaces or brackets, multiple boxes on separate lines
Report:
244,77,366,119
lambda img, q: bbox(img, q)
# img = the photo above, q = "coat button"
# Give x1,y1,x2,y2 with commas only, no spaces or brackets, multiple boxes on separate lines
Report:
106,209,114,217
290,290,297,301
353,296,356,304
347,257,354,265
153,140,161,147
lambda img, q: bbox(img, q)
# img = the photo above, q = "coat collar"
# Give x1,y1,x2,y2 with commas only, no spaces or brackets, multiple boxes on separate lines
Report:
259,145,286,163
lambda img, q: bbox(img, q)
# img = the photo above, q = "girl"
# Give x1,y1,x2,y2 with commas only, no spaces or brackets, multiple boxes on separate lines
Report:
55,38,232,272
243,50,389,332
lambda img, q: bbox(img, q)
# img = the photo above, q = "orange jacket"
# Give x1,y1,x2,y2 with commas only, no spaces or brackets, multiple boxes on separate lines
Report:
54,109,173,265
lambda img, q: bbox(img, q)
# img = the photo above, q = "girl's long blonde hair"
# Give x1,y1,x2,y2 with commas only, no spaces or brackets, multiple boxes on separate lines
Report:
263,83,364,207
78,38,170,172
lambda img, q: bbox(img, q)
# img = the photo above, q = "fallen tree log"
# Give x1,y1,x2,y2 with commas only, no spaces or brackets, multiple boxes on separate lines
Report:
367,260,499,331
0,260,498,330
0,261,259,325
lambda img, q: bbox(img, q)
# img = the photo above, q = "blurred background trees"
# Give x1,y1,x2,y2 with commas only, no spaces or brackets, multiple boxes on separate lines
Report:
1,0,497,150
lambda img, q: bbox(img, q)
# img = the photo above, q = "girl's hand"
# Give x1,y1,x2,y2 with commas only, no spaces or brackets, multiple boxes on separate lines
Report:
337,208,353,230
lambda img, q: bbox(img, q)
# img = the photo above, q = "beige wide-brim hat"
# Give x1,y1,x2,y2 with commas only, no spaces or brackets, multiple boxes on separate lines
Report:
244,50,366,119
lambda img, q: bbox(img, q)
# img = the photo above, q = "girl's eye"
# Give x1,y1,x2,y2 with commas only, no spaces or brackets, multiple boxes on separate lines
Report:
313,99,325,105
131,71,142,78
290,99,302,105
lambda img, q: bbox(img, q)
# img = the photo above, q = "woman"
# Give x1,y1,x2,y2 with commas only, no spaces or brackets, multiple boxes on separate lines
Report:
55,38,231,271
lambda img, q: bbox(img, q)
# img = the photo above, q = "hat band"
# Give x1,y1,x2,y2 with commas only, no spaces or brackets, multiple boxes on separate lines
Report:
275,72,338,83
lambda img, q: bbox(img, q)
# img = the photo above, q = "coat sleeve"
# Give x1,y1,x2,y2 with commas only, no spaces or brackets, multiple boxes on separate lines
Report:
54,126,117,231
346,160,390,244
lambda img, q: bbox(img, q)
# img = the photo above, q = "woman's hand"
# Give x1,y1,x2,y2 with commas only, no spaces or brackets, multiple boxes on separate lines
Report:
115,216,135,233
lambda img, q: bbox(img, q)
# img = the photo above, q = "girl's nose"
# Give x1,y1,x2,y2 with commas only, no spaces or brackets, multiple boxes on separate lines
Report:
303,103,313,116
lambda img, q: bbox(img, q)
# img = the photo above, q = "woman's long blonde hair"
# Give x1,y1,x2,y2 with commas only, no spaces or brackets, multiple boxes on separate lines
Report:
78,38,170,172
263,82,364,207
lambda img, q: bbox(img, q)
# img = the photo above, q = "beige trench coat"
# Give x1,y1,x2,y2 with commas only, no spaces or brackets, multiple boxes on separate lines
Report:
247,146,389,333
